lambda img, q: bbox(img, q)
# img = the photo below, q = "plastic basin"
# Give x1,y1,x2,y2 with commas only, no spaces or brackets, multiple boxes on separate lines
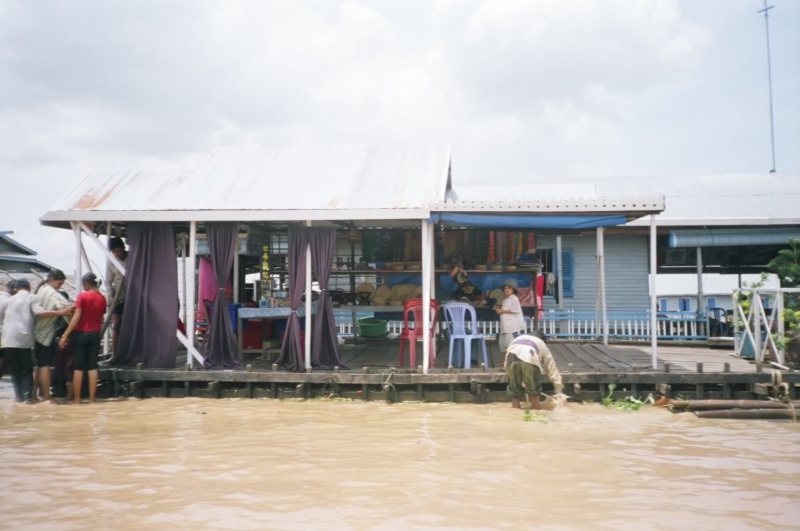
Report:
357,317,388,337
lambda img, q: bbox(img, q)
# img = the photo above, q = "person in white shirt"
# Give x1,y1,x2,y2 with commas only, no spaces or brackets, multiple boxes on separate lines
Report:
0,280,18,380
0,279,72,402
495,279,526,353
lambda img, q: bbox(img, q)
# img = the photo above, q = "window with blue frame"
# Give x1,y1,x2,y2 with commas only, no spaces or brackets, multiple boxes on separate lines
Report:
659,298,668,312
707,297,717,309
679,298,691,312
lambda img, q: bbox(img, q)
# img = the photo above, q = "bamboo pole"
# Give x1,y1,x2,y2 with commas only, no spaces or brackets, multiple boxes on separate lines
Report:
695,409,796,420
671,400,800,410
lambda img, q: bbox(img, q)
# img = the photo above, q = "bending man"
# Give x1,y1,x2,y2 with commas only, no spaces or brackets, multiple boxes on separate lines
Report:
504,330,564,410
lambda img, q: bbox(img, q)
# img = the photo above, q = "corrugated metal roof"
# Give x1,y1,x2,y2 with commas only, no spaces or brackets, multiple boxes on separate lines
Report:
0,233,37,256
0,254,54,270
541,173,800,226
442,182,663,214
451,173,799,225
657,273,780,297
47,144,452,217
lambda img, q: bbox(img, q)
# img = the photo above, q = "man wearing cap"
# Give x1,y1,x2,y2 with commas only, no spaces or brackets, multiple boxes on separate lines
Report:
0,280,18,380
59,273,107,404
107,237,127,355
504,330,565,410
0,278,73,402
494,278,526,353
33,269,72,401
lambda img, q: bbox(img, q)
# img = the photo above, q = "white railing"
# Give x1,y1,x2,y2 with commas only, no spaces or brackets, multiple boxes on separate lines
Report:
335,309,708,341
733,287,800,366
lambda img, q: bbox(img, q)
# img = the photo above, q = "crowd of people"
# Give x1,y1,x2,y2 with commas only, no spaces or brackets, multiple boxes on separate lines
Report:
0,237,129,404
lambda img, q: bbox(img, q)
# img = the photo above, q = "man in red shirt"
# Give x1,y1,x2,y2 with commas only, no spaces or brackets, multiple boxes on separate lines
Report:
59,273,107,404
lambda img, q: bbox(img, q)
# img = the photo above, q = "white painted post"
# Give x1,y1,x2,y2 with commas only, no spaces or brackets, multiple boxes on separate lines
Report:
428,223,437,358
754,293,762,362
649,214,658,369
305,221,312,371
72,222,82,288
188,221,197,367
103,221,112,358
422,219,431,374
233,237,240,304
776,291,785,365
597,227,608,346
733,290,740,354
696,246,708,337
181,234,188,327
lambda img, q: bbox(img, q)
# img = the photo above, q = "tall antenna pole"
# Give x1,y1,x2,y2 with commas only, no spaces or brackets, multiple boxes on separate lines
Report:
758,0,777,173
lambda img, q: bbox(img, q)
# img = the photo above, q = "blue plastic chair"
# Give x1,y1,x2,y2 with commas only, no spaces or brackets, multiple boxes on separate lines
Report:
708,307,728,337
443,302,489,369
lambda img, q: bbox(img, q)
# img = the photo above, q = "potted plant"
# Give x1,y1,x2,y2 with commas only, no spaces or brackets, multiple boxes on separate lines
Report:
768,238,800,365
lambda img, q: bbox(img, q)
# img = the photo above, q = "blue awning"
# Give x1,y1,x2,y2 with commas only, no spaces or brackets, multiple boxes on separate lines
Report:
669,228,800,248
429,213,628,230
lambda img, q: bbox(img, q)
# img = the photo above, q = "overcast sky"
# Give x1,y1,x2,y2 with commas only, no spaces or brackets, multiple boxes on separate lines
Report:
1,0,798,272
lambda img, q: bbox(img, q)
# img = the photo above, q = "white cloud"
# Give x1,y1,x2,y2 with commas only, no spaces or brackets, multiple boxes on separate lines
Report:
0,0,797,272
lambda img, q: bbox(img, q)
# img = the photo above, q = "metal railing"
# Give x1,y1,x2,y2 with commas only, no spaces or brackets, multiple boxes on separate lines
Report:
733,287,800,366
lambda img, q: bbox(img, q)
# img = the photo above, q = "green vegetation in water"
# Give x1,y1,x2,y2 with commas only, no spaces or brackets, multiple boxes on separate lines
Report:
522,409,550,423
600,383,655,412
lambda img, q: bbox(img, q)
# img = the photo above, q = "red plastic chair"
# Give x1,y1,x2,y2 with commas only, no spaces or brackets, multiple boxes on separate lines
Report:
398,298,439,369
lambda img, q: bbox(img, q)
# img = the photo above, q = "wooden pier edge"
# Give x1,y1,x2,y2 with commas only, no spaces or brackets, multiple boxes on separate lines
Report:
96,367,800,403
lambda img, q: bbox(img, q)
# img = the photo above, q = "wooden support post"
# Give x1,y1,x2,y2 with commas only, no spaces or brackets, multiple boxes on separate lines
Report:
631,383,639,397
383,384,392,403
270,382,277,398
185,381,191,397
448,384,455,402
272,363,278,372
246,382,253,398
246,364,253,372
696,384,704,399
649,214,658,368
305,220,312,371
162,381,168,398
362,381,369,401
295,383,305,399
188,221,197,367
664,363,670,373
722,362,732,399
208,381,219,398
597,227,608,346
476,384,484,404
697,362,704,373
421,219,431,375
416,383,423,401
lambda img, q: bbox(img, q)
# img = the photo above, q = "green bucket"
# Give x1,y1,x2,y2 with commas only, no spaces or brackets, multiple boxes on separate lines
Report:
357,317,388,338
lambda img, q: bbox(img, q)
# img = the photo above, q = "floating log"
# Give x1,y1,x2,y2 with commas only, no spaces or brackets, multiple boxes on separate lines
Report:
671,399,800,410
695,408,796,420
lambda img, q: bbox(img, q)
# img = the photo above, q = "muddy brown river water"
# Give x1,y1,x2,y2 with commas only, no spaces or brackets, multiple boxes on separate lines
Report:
1,382,799,531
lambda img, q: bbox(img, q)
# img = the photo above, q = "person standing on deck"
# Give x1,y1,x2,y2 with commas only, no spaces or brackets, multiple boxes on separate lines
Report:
504,331,564,410
0,279,73,403
107,237,127,356
495,279,526,352
59,273,106,405
0,280,18,380
33,270,72,402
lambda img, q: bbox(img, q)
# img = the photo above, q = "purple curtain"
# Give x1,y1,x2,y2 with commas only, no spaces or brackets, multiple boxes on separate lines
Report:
203,222,243,370
276,225,308,372
310,228,345,369
111,222,178,368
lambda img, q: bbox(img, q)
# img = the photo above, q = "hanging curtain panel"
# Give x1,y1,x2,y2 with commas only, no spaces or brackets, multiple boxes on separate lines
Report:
203,222,243,370
112,222,178,369
276,225,308,372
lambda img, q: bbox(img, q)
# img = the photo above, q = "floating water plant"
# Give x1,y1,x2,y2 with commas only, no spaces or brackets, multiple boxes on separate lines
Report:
601,383,655,412
522,409,550,423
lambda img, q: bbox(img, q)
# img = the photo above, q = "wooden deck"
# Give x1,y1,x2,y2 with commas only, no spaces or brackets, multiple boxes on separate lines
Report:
97,341,796,403
240,340,755,373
